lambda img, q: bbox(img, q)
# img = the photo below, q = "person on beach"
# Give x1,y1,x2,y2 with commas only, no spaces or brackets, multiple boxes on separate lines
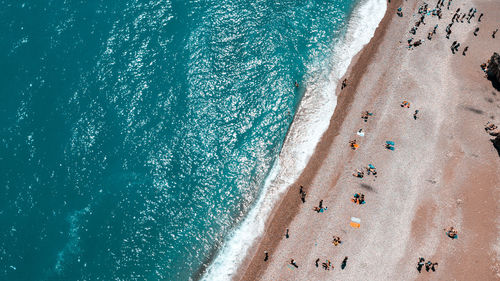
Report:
313,205,327,213
319,200,323,209
352,193,365,204
413,109,419,120
315,258,320,267
290,259,298,268
301,191,306,203
366,164,377,176
349,139,359,150
352,193,360,203
485,122,498,132
446,226,458,239
473,27,479,36
417,257,425,273
462,46,469,56
478,13,483,22
446,23,452,39
322,262,329,270
285,228,289,239
401,101,410,108
407,37,413,48
385,142,395,150
352,169,364,178
264,251,269,261
432,262,438,271
341,79,348,90
492,29,498,39
299,185,303,194
451,42,460,54
361,111,373,122
425,261,433,272
397,7,403,17
341,256,348,270
332,236,342,246
451,41,457,54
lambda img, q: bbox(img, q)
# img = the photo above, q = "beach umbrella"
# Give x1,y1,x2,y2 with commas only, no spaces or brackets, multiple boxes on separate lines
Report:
368,164,375,169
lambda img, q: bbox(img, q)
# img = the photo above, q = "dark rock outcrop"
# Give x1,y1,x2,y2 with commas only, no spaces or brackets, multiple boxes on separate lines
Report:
487,52,500,90
493,135,500,157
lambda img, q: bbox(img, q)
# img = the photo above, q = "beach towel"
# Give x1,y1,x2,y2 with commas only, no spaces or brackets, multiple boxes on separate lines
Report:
357,131,365,137
368,164,375,169
350,217,361,228
386,141,395,145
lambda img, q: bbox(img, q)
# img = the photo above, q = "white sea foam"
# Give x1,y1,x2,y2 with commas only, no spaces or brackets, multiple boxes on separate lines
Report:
201,0,387,280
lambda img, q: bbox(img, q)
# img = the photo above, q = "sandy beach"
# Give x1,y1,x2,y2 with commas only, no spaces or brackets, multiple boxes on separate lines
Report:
235,0,500,280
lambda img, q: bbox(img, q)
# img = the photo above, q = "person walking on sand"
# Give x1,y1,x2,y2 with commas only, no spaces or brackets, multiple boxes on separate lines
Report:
478,13,483,22
315,258,320,267
413,109,419,120
285,228,289,239
462,46,469,56
493,29,498,39
299,185,303,195
290,259,298,268
264,251,269,261
417,257,425,273
319,200,323,209
432,262,438,271
301,191,306,203
341,79,348,90
341,256,348,270
473,27,479,36
425,261,432,272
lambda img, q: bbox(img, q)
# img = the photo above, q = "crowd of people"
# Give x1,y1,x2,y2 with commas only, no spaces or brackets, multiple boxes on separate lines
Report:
404,0,496,55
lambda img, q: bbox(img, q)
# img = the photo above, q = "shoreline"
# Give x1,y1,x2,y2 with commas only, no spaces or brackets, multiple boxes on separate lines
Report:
200,0,389,280
235,0,402,279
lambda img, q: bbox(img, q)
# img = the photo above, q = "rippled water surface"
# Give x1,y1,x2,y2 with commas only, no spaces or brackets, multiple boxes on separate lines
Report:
0,0,359,280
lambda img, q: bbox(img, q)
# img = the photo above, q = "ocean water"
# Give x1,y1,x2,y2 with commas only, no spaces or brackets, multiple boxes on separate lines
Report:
0,0,385,280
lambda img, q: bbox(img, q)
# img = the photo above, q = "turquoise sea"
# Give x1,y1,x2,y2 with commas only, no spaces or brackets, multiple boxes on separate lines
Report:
0,0,385,280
